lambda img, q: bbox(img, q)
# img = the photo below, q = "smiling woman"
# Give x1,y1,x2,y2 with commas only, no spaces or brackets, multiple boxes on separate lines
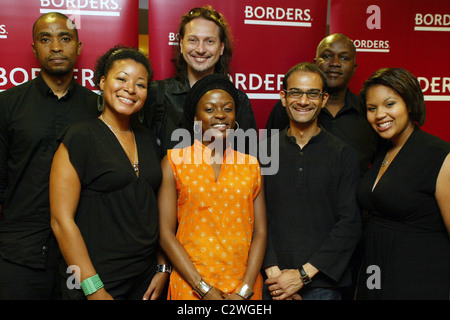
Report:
49,45,170,300
158,74,267,300
356,68,450,300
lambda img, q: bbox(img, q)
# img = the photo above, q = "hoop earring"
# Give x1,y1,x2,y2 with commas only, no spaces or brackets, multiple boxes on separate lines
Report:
97,92,104,112
234,121,240,130
193,121,202,134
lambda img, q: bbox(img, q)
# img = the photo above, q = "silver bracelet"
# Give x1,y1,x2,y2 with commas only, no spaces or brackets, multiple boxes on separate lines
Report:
156,264,172,274
236,282,254,300
193,279,212,299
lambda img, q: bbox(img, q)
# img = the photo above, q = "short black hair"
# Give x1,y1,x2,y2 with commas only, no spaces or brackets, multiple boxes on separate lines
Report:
93,45,153,89
33,12,79,41
283,62,328,92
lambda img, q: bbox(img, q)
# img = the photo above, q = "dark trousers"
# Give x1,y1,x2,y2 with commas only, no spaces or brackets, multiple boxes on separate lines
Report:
0,236,61,300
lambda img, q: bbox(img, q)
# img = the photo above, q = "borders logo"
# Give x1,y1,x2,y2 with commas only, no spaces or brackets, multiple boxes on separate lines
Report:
244,5,312,27
39,0,121,17
415,13,450,32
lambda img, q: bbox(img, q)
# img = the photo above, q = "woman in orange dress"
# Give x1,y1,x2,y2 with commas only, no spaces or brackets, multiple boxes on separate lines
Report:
158,74,267,300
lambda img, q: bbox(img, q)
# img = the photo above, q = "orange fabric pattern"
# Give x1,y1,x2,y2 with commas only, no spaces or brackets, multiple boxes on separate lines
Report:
167,140,263,300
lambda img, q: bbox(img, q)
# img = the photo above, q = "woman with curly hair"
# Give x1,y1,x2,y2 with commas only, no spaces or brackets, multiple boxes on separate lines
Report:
50,45,169,300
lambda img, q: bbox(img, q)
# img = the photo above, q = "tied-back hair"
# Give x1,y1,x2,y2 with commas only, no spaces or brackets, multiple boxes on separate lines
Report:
174,6,233,81
359,68,426,127
94,44,153,89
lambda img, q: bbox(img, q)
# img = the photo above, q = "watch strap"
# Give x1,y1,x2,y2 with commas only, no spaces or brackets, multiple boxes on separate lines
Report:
299,266,312,286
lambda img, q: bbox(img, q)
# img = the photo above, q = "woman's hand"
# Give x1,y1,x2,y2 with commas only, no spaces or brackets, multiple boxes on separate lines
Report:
142,272,169,300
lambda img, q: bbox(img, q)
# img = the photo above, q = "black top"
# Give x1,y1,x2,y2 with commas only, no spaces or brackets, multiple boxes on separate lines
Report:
143,76,257,154
356,128,450,299
265,89,380,175
61,118,162,284
0,74,99,268
262,128,362,287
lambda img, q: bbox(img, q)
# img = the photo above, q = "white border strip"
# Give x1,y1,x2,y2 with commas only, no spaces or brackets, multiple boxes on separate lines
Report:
247,93,281,100
424,95,450,101
244,20,311,27
356,48,390,53
40,9,120,17
414,26,450,32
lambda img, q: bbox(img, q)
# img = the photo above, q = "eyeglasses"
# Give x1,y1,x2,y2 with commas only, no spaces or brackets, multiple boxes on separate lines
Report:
284,89,325,100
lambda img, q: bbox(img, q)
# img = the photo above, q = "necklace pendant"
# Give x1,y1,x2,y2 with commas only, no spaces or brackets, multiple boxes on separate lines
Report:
381,158,389,167
133,163,139,172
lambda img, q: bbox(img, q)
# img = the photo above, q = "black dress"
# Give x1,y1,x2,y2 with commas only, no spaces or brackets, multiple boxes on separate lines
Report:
356,128,450,299
59,118,162,299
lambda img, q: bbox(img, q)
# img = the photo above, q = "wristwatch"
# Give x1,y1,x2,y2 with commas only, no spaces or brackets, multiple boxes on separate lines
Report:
299,266,312,286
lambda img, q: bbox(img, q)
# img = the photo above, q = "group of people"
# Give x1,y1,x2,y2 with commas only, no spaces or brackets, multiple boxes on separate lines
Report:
0,6,448,301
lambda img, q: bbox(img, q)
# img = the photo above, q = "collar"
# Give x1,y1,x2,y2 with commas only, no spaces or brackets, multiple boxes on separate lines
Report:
283,125,324,146
322,88,359,116
169,76,191,95
35,72,76,100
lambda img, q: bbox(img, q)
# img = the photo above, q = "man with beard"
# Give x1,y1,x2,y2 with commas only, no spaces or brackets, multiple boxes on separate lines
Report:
0,12,98,299
265,33,379,176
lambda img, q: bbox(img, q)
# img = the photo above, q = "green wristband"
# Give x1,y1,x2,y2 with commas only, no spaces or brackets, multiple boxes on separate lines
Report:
80,274,104,296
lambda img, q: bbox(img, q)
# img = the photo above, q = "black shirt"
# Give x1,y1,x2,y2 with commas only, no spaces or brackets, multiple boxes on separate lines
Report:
262,128,362,287
143,76,257,155
60,119,161,288
0,73,99,268
265,89,380,175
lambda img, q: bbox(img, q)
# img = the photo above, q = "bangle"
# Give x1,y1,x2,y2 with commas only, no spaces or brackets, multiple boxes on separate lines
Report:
193,279,212,299
299,266,312,286
156,264,172,274
235,282,254,300
80,274,104,296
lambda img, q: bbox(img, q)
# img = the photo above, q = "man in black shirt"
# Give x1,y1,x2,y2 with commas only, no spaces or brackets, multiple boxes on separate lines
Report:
265,33,379,175
263,63,361,300
0,12,98,299
142,6,257,155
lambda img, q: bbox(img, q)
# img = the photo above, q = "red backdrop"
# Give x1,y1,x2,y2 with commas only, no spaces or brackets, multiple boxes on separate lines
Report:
0,0,139,92
147,0,328,130
330,0,450,141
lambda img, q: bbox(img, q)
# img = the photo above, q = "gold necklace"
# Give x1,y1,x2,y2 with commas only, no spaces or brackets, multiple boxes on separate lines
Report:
99,116,139,173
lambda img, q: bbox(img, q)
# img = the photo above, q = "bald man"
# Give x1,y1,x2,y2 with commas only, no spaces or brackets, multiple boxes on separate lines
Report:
265,33,379,175
0,12,98,299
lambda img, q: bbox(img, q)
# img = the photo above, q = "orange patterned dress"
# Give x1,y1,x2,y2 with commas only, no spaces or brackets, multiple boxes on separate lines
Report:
167,140,263,300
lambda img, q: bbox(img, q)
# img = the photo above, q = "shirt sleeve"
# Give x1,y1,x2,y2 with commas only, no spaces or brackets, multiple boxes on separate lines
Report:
308,145,362,282
0,92,10,205
59,123,92,184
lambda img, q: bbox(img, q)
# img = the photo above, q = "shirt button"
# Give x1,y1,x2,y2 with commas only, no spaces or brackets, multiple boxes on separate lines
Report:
299,168,304,172
42,245,48,255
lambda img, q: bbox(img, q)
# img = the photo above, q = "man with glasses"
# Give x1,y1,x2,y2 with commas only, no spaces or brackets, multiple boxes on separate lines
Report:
262,63,361,300
265,33,379,176
142,5,257,155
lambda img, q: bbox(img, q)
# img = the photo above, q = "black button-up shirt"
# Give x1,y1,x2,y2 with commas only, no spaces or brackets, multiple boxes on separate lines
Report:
0,73,99,268
262,128,362,287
